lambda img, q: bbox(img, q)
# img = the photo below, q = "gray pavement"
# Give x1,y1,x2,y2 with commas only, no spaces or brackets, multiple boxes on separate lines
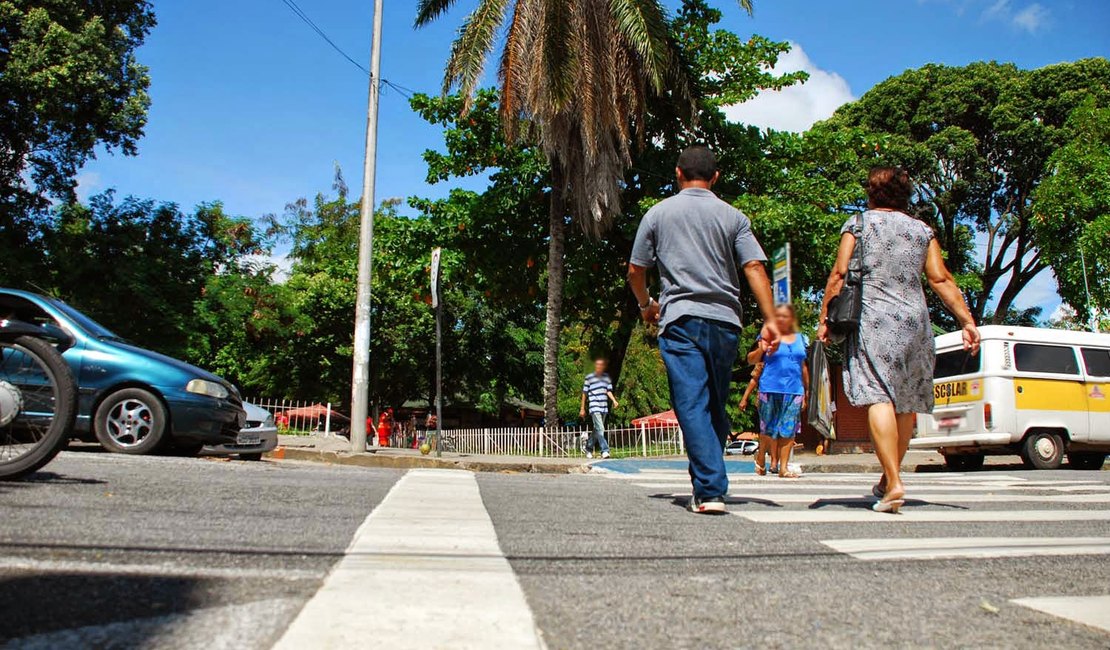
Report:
480,464,1110,649
2,451,1108,648
0,451,400,648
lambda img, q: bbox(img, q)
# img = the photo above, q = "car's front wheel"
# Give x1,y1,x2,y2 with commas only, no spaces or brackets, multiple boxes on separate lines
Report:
94,388,167,455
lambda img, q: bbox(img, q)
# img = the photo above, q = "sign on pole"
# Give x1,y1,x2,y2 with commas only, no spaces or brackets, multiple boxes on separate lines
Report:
430,247,442,308
430,248,443,457
772,244,791,305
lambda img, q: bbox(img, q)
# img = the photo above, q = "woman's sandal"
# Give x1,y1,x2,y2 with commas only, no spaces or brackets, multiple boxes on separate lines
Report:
871,484,885,499
779,471,800,479
871,498,905,514
754,463,766,476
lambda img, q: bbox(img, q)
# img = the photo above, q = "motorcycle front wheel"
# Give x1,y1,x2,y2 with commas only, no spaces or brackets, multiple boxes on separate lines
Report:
0,335,77,480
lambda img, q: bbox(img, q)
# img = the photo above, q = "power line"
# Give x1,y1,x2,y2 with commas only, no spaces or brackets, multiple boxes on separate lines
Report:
278,0,422,103
279,0,370,75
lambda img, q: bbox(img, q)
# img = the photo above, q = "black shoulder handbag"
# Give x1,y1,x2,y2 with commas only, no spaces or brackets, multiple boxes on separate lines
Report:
826,213,865,337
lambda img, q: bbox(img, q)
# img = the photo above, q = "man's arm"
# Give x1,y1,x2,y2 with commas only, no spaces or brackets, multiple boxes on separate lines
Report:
742,261,780,353
628,263,660,324
606,390,620,410
579,390,587,418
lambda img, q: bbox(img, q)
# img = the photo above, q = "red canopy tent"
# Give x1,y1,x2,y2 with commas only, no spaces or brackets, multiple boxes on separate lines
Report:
631,410,679,428
278,404,349,421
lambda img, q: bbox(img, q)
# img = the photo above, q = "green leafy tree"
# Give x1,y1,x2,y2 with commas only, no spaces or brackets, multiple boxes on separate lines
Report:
45,193,259,359
415,0,757,427
0,1,154,287
818,58,1110,323
189,265,305,396
1033,100,1110,323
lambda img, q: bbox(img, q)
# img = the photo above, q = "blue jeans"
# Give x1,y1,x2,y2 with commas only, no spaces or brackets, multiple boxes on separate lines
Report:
658,317,739,499
587,412,610,454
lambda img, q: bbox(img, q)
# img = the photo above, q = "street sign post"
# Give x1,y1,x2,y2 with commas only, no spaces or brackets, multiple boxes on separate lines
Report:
430,248,443,457
772,243,792,305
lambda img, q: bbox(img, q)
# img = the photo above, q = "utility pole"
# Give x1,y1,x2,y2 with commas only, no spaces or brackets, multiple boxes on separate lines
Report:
350,0,384,452
1080,247,1097,333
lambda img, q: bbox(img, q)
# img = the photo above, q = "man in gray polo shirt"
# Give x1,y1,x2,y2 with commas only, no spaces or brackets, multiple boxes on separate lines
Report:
628,145,779,514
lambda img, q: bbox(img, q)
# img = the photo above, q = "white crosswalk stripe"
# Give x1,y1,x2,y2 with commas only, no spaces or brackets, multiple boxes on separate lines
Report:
592,464,1110,563
1012,595,1110,633
275,469,543,650
823,537,1110,561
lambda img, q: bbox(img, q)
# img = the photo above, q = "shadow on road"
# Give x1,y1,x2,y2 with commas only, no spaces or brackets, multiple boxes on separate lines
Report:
0,571,207,646
806,497,968,510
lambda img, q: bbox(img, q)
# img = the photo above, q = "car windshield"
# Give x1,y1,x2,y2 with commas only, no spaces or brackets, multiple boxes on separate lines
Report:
48,299,124,341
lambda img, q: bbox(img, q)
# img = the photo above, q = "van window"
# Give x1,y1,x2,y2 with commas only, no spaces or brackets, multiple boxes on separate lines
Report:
1082,348,1110,377
935,350,980,378
1014,344,1079,375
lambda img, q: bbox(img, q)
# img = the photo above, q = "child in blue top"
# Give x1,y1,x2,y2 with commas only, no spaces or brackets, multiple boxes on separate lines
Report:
746,304,809,478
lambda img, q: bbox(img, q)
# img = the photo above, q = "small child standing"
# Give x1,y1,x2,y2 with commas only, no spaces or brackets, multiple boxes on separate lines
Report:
739,362,776,475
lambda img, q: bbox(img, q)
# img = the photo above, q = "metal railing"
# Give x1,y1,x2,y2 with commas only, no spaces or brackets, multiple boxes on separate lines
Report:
434,424,684,458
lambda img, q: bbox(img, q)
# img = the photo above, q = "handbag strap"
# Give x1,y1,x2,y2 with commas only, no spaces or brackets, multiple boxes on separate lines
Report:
851,212,866,279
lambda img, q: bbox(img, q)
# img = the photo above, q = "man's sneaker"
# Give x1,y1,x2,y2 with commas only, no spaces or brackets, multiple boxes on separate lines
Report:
585,452,594,459
687,495,727,514
601,451,611,459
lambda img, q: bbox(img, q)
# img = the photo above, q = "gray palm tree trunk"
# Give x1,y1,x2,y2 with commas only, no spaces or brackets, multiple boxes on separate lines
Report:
543,165,567,430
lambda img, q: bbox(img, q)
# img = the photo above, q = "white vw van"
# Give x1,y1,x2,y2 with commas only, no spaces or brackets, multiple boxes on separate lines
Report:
912,326,1110,470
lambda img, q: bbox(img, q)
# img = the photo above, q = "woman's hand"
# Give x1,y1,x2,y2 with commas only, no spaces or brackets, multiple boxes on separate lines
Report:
962,322,981,355
739,398,749,411
817,322,829,344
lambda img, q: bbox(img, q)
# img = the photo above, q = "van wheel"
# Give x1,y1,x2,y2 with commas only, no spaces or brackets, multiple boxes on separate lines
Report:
94,388,167,455
1068,452,1106,471
1020,431,1064,470
944,453,985,471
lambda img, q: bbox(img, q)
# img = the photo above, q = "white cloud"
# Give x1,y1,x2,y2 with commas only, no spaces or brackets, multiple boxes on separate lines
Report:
75,171,101,202
982,0,1012,22
722,43,854,133
979,0,1050,34
1012,3,1050,33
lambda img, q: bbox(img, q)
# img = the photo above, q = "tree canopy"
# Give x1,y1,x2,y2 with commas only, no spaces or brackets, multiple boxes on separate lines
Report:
0,0,155,289
816,58,1110,324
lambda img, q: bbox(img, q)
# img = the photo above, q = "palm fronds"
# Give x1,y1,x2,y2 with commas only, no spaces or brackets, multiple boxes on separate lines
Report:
419,0,754,235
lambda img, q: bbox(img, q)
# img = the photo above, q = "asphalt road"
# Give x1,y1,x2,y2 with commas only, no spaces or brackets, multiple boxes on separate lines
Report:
1,452,1108,649
0,451,400,649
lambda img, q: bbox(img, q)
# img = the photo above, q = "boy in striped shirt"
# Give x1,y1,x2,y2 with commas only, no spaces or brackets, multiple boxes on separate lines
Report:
579,358,619,459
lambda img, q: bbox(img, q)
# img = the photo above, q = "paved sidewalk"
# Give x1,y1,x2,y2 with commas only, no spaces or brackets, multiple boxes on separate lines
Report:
268,435,986,475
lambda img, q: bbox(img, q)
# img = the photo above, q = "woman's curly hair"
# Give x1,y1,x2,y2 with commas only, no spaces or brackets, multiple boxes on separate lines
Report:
867,167,913,212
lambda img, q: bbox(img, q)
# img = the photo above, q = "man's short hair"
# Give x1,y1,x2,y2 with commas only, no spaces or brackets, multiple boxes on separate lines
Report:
677,146,717,182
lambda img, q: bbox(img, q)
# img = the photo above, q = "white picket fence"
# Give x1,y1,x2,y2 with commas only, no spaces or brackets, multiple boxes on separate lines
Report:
435,424,684,458
245,397,345,436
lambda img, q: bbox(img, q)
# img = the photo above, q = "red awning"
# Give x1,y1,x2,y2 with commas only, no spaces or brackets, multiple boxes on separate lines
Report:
631,409,679,428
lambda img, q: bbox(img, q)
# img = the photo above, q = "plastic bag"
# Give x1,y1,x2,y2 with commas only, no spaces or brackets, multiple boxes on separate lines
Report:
807,340,836,439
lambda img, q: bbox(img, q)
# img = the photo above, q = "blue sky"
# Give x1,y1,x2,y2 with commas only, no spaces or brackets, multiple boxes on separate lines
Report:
80,0,1109,314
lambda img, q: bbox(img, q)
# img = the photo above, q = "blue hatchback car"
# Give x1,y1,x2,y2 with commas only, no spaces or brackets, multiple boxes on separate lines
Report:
0,289,245,455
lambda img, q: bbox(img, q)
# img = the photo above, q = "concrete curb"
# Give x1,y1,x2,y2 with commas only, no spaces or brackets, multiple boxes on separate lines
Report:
271,447,591,474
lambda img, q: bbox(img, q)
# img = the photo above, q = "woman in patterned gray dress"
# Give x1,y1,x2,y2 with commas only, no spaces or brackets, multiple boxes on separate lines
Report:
818,168,980,513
